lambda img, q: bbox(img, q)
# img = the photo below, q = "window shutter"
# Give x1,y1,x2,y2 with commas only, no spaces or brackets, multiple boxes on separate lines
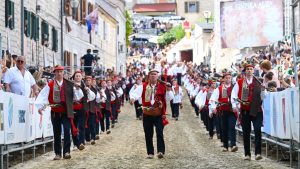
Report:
24,9,31,37
41,21,49,46
5,0,9,27
184,2,188,13
9,1,14,29
196,1,199,13
31,13,36,40
81,0,87,24
52,27,58,52
35,16,40,41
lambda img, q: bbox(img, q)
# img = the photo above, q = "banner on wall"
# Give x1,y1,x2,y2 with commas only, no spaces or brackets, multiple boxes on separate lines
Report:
220,0,283,49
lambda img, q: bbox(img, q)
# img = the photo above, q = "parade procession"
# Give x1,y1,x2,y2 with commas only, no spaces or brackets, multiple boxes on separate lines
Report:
1,0,300,169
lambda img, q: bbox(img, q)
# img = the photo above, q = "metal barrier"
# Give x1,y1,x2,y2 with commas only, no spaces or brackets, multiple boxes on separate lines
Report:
236,127,298,167
0,137,53,169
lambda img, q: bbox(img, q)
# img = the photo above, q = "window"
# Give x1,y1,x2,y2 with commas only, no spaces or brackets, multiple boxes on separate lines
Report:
184,1,199,13
5,0,14,30
41,21,49,46
31,13,39,41
103,21,106,40
81,0,87,24
24,8,31,37
52,27,58,52
64,0,72,16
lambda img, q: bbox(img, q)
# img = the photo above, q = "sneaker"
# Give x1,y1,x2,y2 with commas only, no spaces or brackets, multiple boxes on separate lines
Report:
231,146,238,152
243,155,251,161
222,148,228,152
175,117,178,121
146,154,154,159
63,153,71,159
106,130,111,134
111,124,115,128
95,135,100,140
78,144,85,151
209,136,213,139
255,154,263,160
139,116,142,120
91,140,96,145
53,155,61,160
157,152,164,159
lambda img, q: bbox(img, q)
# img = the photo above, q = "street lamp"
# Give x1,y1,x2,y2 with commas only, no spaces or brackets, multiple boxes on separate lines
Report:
203,11,211,23
70,0,79,22
70,0,79,8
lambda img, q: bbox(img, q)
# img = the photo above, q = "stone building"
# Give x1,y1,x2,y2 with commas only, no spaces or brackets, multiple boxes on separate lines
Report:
0,0,126,74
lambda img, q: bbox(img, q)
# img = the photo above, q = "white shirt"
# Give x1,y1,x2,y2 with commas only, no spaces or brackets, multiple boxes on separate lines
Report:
172,86,183,103
36,81,95,108
129,84,143,104
231,77,253,109
3,67,36,97
129,83,174,104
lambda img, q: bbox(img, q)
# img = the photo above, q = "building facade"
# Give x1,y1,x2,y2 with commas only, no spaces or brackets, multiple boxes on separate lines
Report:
176,0,214,25
1,0,126,74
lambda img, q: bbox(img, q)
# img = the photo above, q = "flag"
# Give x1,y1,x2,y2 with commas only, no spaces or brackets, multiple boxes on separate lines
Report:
85,8,98,33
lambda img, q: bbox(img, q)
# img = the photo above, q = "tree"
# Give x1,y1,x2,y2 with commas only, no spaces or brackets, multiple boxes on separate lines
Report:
158,25,185,48
125,10,133,46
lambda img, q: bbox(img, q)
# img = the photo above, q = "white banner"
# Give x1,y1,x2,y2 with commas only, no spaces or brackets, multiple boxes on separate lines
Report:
26,99,36,142
42,107,53,138
0,91,54,144
286,88,300,142
2,92,28,144
0,91,5,144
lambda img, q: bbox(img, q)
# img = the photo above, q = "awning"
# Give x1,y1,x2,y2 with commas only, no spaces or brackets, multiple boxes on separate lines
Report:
133,3,176,13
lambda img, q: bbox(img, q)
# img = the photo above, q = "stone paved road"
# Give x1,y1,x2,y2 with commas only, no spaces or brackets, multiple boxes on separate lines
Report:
13,93,291,169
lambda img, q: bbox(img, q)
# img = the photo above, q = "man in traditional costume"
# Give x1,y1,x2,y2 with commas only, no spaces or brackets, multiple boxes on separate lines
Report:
129,69,174,159
37,66,75,160
231,64,263,161
210,73,238,152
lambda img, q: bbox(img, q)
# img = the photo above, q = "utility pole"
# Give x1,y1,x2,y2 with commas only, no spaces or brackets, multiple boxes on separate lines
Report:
61,0,64,65
21,0,24,56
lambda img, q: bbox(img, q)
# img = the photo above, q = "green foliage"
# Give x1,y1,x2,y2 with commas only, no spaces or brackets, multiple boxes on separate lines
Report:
158,25,185,48
125,10,133,46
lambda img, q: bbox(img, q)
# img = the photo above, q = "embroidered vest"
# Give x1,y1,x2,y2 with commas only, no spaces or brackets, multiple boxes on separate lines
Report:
218,84,233,111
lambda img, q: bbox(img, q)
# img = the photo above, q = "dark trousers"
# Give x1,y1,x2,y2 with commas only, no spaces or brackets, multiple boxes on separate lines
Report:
241,111,263,156
201,109,209,131
215,115,223,140
208,114,215,137
72,109,85,147
134,101,142,118
177,73,182,85
170,100,175,118
191,99,199,116
85,112,96,141
51,112,71,156
222,111,237,148
95,111,101,135
100,108,111,132
143,115,165,155
111,104,117,124
172,103,180,118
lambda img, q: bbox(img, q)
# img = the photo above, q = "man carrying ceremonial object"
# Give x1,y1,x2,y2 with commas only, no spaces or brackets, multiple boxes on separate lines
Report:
129,68,174,159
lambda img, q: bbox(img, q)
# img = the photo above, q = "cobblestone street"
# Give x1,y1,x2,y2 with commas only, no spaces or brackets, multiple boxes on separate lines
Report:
13,93,291,169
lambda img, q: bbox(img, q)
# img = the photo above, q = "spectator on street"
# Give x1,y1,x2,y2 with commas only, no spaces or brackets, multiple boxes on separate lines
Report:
81,49,95,76
3,56,39,97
